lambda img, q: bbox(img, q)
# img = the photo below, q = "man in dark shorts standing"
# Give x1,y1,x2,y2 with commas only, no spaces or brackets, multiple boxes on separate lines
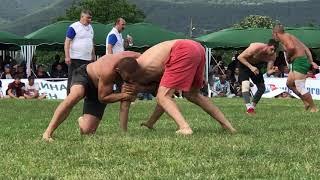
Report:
65,9,95,95
238,39,279,114
42,51,140,142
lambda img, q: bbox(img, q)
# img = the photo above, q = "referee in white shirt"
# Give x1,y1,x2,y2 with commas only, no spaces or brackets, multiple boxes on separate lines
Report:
65,9,95,94
106,18,132,55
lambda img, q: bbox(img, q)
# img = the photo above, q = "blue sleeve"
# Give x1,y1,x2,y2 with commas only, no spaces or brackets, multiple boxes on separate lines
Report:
66,27,76,39
107,34,118,46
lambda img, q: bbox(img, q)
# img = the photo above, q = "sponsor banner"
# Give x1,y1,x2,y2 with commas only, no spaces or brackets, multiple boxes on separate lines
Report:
251,78,320,100
0,79,67,99
1,78,320,100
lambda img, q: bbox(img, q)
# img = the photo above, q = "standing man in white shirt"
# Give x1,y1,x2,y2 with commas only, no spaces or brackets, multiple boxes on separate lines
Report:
106,18,132,55
65,9,96,94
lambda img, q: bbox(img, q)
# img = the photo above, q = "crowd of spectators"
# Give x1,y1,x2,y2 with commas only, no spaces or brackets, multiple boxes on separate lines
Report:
1,49,320,100
0,53,67,99
0,53,68,80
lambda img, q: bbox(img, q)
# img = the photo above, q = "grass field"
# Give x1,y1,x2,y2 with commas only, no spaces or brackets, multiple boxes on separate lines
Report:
0,98,320,179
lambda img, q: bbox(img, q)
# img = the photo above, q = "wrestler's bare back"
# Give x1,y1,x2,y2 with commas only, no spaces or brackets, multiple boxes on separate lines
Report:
136,40,179,84
279,33,306,62
243,43,275,64
87,51,141,87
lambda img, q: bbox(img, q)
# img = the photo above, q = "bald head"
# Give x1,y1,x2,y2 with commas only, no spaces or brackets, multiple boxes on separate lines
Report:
272,24,285,41
273,24,285,34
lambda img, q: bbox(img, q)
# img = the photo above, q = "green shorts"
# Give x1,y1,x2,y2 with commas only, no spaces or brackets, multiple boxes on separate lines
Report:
292,56,311,74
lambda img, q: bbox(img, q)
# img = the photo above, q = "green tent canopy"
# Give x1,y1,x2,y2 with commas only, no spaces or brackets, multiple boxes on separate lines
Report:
0,31,27,50
196,27,320,49
25,21,186,52
25,21,113,46
285,27,320,49
196,28,272,49
123,23,186,48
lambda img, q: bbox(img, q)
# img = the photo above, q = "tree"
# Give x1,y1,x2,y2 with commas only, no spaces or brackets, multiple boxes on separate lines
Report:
233,15,276,28
57,0,145,24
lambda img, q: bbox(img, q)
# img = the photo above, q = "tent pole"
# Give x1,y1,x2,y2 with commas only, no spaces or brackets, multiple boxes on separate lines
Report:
205,47,212,97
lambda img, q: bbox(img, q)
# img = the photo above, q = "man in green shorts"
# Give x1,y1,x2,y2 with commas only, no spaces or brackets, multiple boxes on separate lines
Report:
273,24,319,112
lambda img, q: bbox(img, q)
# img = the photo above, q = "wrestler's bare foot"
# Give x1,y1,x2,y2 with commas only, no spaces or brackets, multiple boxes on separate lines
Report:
176,127,193,135
42,132,54,142
305,105,310,111
140,122,154,130
246,107,256,116
304,102,310,111
309,107,318,113
78,116,83,124
222,124,237,134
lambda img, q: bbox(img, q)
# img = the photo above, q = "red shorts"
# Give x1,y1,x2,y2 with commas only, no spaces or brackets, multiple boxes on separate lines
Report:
160,40,205,92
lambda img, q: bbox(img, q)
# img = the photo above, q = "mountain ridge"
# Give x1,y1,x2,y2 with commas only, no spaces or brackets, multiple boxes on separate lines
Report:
0,0,319,36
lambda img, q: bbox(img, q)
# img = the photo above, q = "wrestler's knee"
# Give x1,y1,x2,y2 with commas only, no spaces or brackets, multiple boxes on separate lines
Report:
241,80,250,92
78,116,98,135
257,83,266,93
286,81,294,89
79,127,96,135
294,79,308,95
156,95,164,105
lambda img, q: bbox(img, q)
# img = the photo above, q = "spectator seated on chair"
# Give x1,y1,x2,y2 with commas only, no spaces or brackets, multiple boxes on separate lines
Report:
51,64,68,78
36,65,50,78
1,64,13,79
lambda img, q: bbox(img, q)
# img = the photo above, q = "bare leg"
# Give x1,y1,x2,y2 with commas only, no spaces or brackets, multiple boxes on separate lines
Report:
293,71,317,112
287,72,310,110
288,71,318,112
141,104,165,129
42,85,85,141
156,86,192,135
184,88,236,133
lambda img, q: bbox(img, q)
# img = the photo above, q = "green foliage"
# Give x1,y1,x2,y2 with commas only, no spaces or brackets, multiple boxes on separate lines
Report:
34,51,64,71
1,98,320,178
57,0,145,24
234,15,277,29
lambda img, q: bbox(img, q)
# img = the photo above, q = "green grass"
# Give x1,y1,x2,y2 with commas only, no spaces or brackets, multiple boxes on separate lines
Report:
0,98,320,179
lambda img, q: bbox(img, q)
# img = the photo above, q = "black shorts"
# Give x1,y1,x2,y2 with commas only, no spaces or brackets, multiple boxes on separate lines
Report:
71,65,106,120
238,63,264,84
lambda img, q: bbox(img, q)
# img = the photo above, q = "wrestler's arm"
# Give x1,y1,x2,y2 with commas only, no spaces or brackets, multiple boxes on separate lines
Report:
266,54,277,76
302,44,313,64
119,101,131,132
303,46,319,69
98,74,132,104
238,46,256,69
